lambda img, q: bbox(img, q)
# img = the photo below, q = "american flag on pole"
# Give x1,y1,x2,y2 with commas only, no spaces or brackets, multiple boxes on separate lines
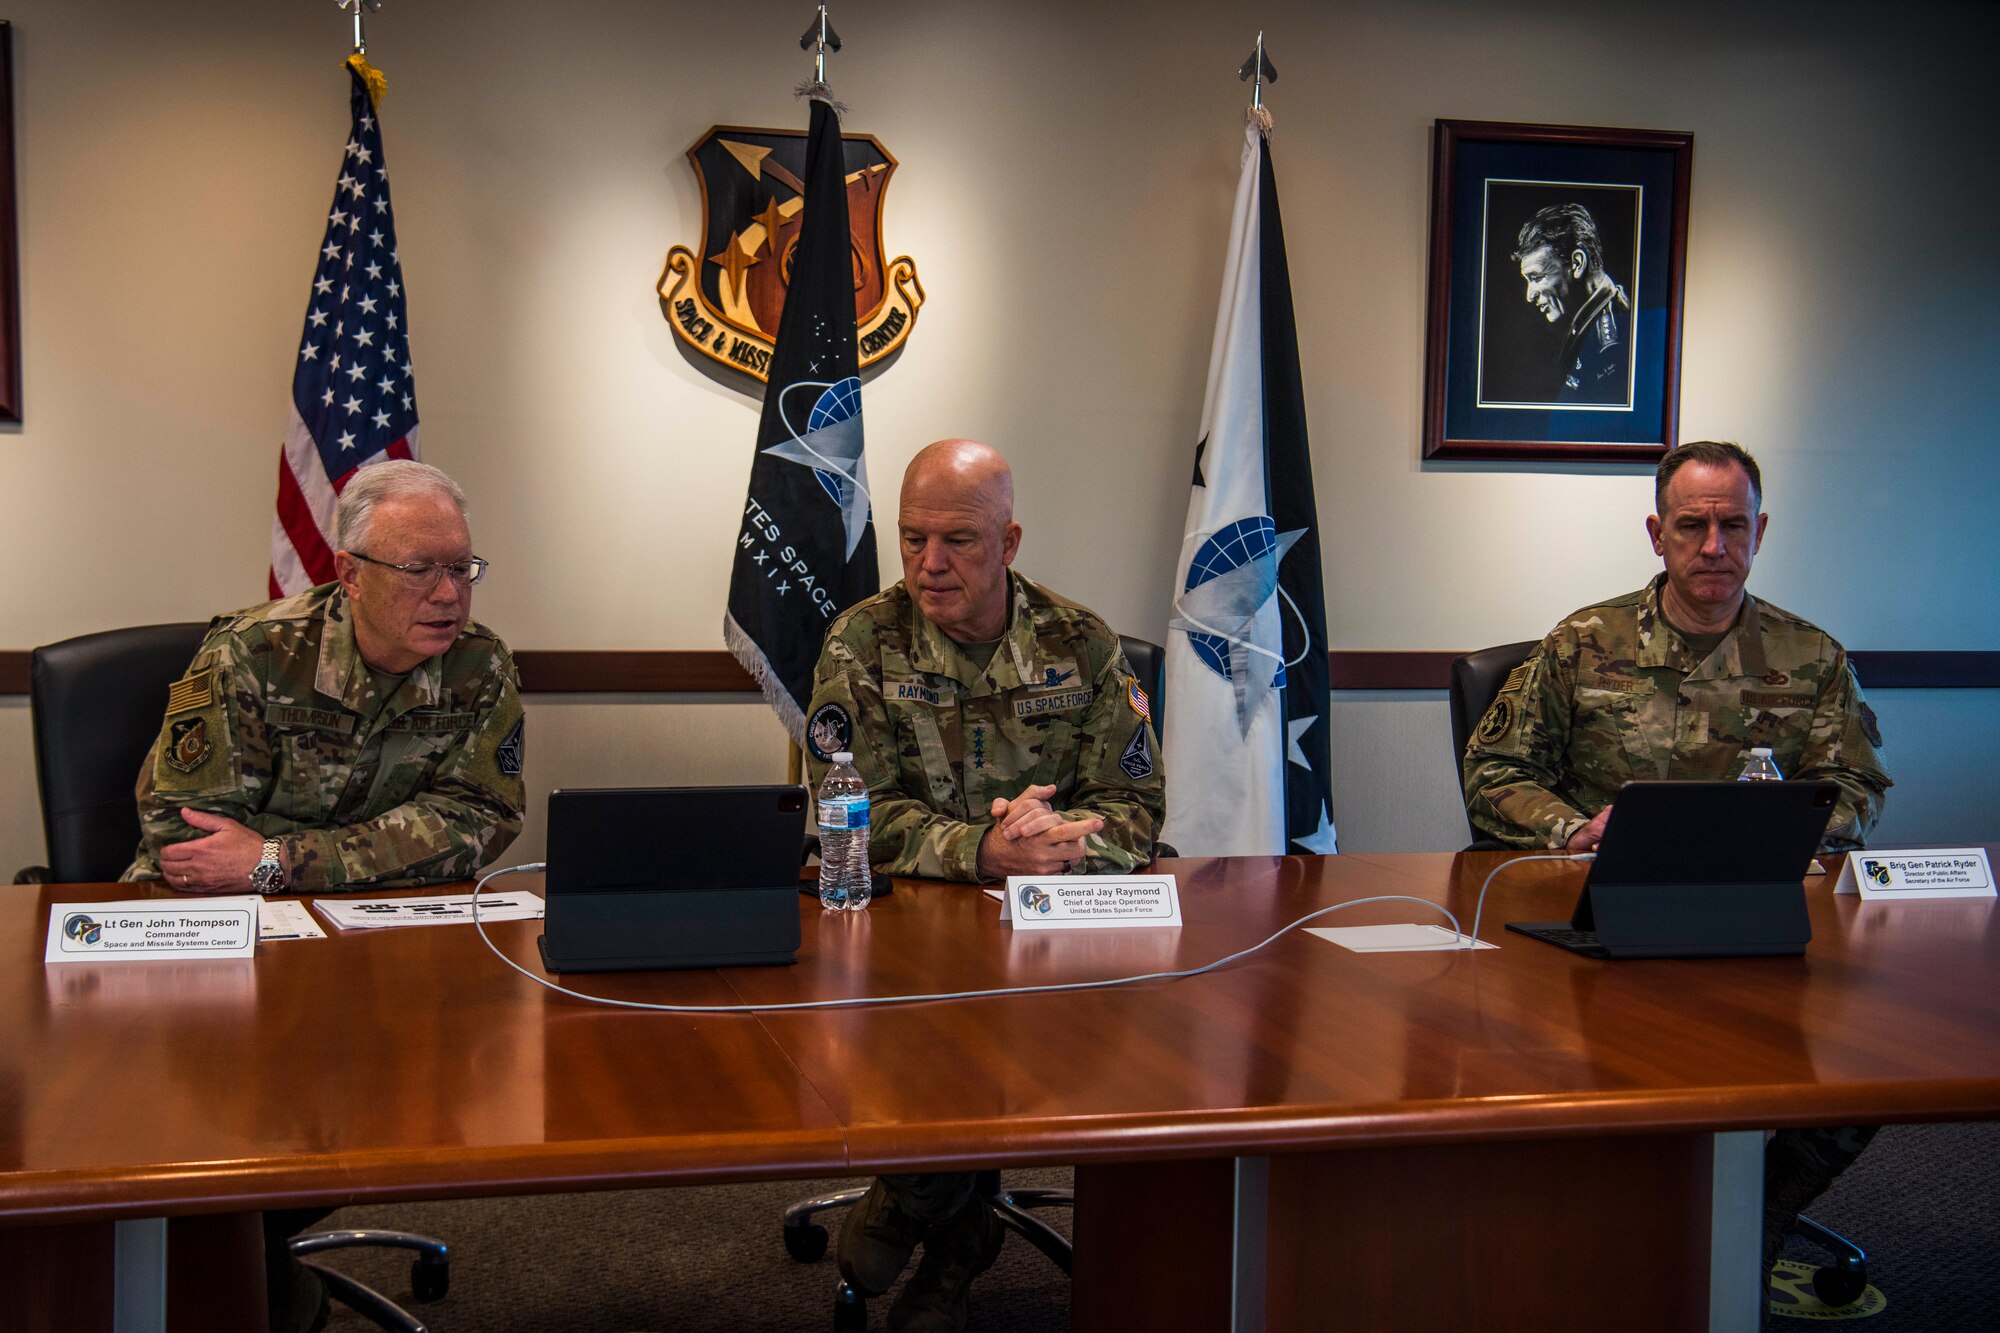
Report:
269,55,418,597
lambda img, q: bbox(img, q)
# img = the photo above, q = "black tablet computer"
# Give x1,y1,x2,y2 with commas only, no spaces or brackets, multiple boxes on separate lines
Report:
539,785,807,973
1506,780,1838,959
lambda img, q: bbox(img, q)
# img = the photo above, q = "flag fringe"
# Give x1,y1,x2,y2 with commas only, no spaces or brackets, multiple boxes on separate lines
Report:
1247,105,1273,138
724,613,808,745
793,79,848,115
346,53,388,107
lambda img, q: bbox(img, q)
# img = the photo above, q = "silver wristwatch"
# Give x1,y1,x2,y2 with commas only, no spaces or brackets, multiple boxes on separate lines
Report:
249,837,286,895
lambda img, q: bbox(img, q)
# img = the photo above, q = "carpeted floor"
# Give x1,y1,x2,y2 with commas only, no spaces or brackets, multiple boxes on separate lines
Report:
313,1123,1998,1331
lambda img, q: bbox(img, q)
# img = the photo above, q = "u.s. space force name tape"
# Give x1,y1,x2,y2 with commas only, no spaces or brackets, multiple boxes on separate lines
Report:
45,896,259,962
999,874,1182,930
1834,848,1995,901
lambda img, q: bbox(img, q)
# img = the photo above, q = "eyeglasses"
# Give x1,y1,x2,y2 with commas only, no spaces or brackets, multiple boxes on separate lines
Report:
349,552,490,588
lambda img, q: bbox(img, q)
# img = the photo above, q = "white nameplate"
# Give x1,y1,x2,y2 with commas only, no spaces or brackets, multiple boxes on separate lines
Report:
999,874,1181,930
45,896,259,962
1834,848,1995,901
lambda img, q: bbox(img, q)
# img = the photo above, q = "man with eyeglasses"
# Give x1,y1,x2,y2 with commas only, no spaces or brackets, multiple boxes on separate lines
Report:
124,459,525,896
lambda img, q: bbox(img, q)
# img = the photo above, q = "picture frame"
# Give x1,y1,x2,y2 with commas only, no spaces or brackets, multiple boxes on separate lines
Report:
0,21,19,424
1422,119,1692,462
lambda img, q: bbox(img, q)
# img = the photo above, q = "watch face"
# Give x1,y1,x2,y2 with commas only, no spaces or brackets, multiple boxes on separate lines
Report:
251,862,283,893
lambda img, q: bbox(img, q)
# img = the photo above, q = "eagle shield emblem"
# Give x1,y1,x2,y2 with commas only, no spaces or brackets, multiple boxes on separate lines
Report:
658,125,923,383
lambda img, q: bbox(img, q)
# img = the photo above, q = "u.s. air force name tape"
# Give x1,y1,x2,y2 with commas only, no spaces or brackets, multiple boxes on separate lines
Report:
999,874,1181,930
1834,847,1995,901
45,896,259,963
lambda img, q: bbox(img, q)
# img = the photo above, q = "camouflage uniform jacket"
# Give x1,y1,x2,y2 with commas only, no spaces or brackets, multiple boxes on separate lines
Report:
1462,574,1890,851
804,572,1164,881
123,582,526,890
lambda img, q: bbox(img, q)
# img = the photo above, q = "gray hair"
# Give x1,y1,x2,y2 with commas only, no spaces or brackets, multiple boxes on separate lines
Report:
333,460,469,552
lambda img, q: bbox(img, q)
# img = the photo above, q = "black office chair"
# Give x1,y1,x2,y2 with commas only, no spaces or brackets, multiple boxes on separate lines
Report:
781,639,1169,1329
1445,640,1540,852
20,624,453,1331
1446,640,1870,1308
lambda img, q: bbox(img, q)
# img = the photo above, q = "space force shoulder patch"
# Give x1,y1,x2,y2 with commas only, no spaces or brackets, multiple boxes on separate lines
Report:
1118,725,1155,781
496,717,525,776
808,702,853,761
1473,697,1514,746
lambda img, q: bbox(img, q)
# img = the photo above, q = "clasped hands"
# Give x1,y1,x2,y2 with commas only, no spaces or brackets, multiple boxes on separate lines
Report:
159,807,272,893
975,783,1103,879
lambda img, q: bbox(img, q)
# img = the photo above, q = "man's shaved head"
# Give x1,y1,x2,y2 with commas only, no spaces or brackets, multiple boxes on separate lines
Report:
901,438,1015,524
897,439,1022,643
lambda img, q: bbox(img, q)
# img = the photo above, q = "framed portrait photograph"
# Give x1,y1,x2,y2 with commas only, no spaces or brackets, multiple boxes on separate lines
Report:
1422,120,1692,462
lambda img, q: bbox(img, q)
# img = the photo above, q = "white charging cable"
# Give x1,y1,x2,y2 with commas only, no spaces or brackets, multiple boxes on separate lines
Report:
1462,851,1598,946
470,862,1495,1014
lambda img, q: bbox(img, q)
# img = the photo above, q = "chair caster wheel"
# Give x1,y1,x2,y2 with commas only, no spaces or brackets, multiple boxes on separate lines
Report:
1811,1262,1867,1308
785,1220,830,1262
833,1278,868,1333
411,1255,450,1302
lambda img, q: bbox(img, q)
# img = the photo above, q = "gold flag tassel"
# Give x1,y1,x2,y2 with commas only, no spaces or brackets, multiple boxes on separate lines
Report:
346,52,388,107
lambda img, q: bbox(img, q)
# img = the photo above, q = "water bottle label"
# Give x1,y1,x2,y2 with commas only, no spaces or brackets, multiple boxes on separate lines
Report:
818,795,869,830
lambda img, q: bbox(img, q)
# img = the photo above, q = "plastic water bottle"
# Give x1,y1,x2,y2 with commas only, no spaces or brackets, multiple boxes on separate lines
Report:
817,752,872,910
1737,746,1784,782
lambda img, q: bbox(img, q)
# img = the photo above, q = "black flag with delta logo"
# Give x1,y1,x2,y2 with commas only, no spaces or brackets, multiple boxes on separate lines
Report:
722,95,880,740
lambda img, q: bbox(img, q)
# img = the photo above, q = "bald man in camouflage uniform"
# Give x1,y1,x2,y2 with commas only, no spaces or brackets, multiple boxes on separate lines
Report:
806,439,1162,1333
123,461,523,1333
1462,441,1890,1290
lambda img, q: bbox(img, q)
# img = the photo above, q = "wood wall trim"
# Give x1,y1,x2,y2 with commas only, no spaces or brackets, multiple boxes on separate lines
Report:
2,648,1995,698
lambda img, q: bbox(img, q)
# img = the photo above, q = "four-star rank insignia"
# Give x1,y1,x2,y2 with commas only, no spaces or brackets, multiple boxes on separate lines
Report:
659,125,924,384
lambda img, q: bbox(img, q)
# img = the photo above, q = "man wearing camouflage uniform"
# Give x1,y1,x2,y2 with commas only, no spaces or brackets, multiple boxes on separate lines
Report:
805,438,1163,1332
125,459,524,1333
1462,439,1890,1285
126,461,523,892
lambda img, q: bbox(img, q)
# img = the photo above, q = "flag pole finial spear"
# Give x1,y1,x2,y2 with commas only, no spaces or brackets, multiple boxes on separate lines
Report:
336,0,382,57
796,5,845,106
1238,31,1277,134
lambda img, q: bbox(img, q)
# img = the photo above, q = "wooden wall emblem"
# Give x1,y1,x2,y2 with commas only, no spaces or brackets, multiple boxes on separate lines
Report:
658,125,923,383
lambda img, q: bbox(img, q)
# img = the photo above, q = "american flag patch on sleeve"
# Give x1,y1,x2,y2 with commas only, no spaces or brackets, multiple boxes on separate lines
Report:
165,669,215,716
1127,678,1151,721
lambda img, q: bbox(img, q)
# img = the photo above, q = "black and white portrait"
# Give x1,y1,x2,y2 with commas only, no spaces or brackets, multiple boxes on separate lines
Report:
1476,182,1640,409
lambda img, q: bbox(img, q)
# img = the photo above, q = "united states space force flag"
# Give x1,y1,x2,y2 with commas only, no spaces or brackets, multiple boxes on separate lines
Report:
1162,121,1336,857
723,94,879,741
269,56,419,597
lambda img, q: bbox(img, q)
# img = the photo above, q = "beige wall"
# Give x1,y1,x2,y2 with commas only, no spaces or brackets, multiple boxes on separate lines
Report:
3,0,1996,870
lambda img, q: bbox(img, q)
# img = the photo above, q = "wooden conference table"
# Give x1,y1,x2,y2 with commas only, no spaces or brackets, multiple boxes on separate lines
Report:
4,850,1998,1332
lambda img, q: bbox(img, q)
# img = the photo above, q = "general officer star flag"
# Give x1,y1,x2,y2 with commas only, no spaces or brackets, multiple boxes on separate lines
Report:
723,94,879,741
1162,118,1336,857
270,55,419,597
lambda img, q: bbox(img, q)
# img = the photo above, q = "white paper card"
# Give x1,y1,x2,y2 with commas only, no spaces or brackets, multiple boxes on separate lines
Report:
258,900,328,941
314,891,545,930
1306,923,1498,953
1000,874,1181,930
1834,848,1995,901
45,896,259,962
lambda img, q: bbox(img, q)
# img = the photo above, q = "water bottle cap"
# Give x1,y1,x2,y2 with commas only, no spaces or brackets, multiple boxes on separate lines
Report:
832,751,853,764
1749,746,1773,756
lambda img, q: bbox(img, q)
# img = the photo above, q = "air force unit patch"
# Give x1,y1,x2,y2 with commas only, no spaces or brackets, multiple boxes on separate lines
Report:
165,717,213,774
